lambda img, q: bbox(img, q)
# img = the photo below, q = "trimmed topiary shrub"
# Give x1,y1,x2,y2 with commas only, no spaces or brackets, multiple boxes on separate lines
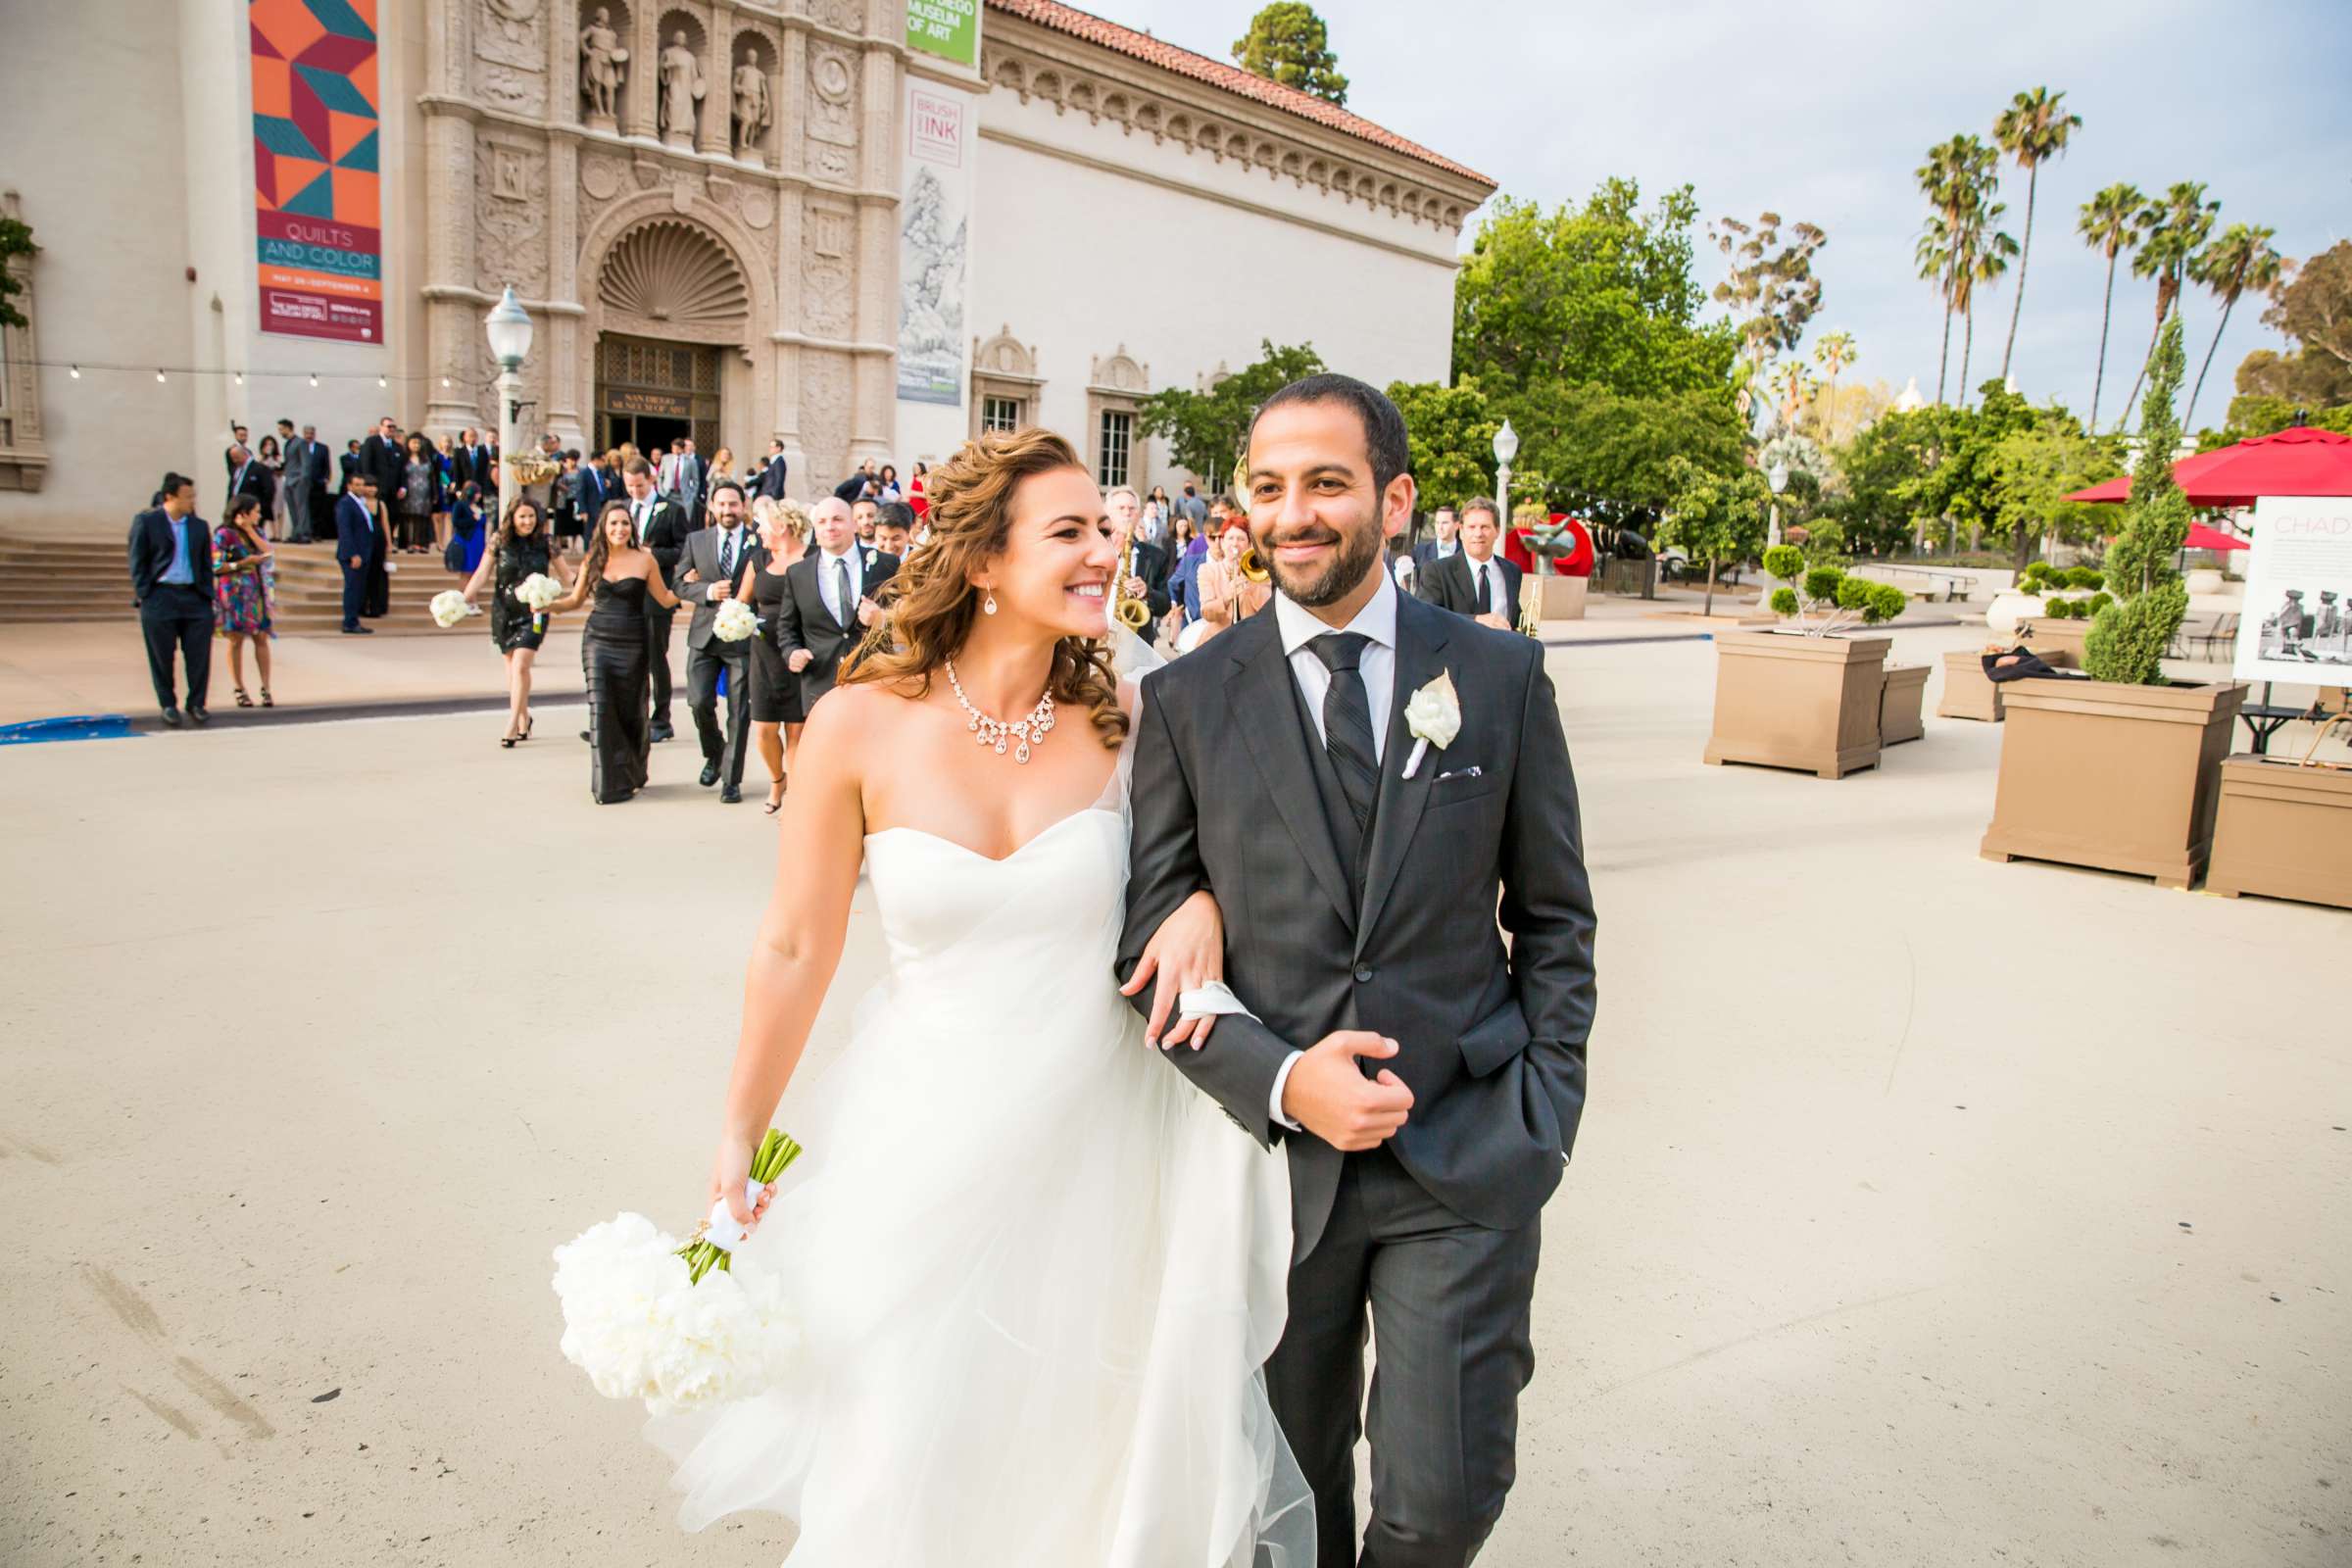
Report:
1761,544,1805,582
1765,561,1909,636
2085,591,2114,616
2065,566,2105,590
2083,316,2193,685
1866,582,1908,623
1769,586,1799,616
1804,564,1844,602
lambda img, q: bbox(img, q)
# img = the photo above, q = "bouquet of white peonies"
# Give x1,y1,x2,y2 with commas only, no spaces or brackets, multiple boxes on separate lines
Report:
552,1128,805,1415
513,571,564,612
429,589,474,628
712,597,759,643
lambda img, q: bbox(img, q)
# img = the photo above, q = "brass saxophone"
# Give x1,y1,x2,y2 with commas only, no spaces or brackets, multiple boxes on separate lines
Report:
1112,534,1152,631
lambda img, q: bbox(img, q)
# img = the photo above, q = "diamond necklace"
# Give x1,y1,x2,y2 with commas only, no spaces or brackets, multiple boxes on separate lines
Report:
945,658,1055,763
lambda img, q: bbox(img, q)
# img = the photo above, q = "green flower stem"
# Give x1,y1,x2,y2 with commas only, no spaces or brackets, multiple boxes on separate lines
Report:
675,1128,805,1284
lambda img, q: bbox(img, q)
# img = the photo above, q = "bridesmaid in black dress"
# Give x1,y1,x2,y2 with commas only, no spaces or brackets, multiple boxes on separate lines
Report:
460,495,574,747
548,499,681,804
734,496,810,813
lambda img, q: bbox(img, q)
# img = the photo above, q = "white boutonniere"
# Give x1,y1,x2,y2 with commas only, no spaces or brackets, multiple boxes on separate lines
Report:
1399,669,1460,780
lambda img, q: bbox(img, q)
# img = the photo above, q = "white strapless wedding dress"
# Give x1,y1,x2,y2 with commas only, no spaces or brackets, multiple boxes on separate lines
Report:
647,800,1312,1565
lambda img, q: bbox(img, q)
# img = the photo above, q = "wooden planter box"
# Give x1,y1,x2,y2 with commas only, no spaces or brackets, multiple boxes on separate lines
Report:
2206,757,2352,908
1703,631,1892,779
1937,649,2004,721
1537,573,1589,619
1881,663,1928,745
1981,678,2246,888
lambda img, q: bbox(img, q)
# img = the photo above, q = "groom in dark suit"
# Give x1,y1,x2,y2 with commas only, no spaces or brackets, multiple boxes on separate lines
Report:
671,478,757,803
620,457,692,740
774,495,898,709
1119,374,1595,1567
128,472,217,726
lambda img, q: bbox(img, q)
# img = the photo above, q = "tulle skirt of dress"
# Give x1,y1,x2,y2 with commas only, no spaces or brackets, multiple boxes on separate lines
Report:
646,870,1312,1567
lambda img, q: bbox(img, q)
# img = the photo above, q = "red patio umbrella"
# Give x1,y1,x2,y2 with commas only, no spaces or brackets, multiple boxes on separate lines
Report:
2064,425,2352,506
2181,521,2247,552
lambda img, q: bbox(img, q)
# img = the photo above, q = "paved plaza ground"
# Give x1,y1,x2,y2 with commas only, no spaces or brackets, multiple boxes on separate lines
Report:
2,621,2346,1566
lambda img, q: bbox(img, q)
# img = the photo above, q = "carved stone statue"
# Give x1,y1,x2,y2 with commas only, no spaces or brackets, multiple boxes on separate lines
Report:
731,51,771,163
578,7,628,126
659,30,705,145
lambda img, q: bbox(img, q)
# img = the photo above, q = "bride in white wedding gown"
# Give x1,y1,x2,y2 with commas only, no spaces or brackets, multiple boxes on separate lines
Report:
652,429,1310,1565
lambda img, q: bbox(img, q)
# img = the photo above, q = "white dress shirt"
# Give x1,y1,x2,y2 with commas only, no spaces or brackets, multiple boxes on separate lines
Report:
1258,571,1402,1128
1463,552,1506,616
816,545,863,625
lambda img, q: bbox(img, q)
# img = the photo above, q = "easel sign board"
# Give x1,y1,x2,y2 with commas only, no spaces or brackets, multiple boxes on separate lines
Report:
2232,495,2352,682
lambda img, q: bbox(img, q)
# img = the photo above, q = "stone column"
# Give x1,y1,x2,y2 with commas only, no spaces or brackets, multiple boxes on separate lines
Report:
778,25,808,179
849,40,900,460
422,114,481,435
700,4,735,158
772,184,806,469
627,5,658,137
546,132,585,445
548,0,583,127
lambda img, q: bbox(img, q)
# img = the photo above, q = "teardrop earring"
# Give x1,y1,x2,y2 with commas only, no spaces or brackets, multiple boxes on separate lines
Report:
983,590,998,615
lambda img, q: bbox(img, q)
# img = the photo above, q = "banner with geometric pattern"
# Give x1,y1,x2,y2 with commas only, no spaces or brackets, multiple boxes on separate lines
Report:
250,0,382,342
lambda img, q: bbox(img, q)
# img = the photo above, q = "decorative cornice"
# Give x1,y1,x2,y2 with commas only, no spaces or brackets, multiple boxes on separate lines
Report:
978,125,1467,271
980,23,1488,238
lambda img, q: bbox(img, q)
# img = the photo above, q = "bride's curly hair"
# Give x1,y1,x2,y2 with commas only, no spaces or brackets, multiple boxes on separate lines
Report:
843,428,1127,750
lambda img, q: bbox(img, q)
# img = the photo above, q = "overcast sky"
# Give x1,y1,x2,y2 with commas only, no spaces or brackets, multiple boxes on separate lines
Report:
1097,0,2352,429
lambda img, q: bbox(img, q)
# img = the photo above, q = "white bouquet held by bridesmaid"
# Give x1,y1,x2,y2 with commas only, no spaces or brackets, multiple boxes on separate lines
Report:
552,1129,804,1416
711,597,759,643
513,571,565,612
429,589,474,628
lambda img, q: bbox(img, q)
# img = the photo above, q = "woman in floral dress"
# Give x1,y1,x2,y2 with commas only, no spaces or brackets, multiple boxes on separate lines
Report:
213,493,275,708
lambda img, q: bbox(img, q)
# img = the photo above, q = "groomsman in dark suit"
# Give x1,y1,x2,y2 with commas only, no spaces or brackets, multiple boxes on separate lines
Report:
282,423,323,543
336,439,362,496
754,438,790,502
671,479,757,802
127,473,216,725
1415,497,1521,631
776,495,898,708
359,416,405,498
226,443,274,529
620,457,691,740
573,450,610,530
1406,503,1461,584
334,475,378,633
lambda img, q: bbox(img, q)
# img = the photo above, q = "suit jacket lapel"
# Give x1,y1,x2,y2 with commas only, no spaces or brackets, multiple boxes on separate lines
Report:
1226,618,1354,925
1356,593,1450,947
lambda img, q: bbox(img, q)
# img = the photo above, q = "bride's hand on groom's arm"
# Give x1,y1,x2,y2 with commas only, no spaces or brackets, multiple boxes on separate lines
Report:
1119,888,1223,1051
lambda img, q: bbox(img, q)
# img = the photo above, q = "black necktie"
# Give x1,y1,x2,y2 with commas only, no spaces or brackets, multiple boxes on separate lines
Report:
1308,633,1380,835
1474,560,1492,614
719,529,736,579
834,559,853,629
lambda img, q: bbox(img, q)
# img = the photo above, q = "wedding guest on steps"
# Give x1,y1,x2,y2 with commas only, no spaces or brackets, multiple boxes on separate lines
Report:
213,492,275,709
128,472,215,727
334,474,377,635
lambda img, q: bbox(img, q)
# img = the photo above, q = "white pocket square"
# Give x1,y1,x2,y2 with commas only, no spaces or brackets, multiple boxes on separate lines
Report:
1435,765,1484,781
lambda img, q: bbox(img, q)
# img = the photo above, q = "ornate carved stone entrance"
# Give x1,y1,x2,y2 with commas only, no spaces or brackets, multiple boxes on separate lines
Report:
594,334,720,457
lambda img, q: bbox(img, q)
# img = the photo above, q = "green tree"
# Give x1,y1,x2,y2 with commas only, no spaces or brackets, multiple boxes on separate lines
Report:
2234,240,2352,407
1832,407,1951,555
1708,211,1827,383
2209,394,2352,449
1231,3,1348,106
1384,377,1498,514
1452,181,1738,403
1985,416,2123,568
1915,134,2000,403
2117,181,2219,429
1948,200,2020,407
1812,330,1856,437
2076,182,2146,426
1991,86,2081,380
1911,378,2037,551
1657,454,1769,613
1502,381,1745,528
0,214,34,330
1135,339,1324,486
2083,316,2192,685
2183,222,2282,430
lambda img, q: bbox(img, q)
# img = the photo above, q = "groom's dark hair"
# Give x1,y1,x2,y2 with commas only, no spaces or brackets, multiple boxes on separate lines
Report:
1249,373,1410,500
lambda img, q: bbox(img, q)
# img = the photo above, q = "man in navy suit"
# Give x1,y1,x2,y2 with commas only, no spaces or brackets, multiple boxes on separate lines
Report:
335,474,379,634
127,473,216,726
754,438,790,502
1415,497,1521,631
573,452,609,533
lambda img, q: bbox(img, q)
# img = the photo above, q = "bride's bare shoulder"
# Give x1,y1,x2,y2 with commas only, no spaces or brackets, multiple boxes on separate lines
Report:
802,678,926,752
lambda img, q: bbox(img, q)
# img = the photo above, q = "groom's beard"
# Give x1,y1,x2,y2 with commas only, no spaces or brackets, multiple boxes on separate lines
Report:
1259,517,1386,609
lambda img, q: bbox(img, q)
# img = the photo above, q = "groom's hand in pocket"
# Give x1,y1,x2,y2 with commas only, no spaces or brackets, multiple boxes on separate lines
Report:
1284,1033,1412,1152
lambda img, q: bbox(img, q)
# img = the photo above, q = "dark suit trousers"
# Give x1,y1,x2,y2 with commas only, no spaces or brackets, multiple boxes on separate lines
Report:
685,639,751,788
643,609,676,728
340,562,368,631
1270,1145,1541,1568
139,586,214,711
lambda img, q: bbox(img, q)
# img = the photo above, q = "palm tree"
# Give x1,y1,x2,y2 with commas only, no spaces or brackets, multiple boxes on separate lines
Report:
1768,360,1818,432
1991,86,2081,382
1952,200,2020,405
1813,330,1856,439
1915,135,1998,404
2117,181,2219,428
2077,182,2145,426
2184,222,2283,429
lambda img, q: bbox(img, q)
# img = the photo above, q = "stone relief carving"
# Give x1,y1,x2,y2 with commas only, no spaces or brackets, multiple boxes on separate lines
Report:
809,146,852,182
578,6,630,125
475,137,550,297
808,207,852,258
476,0,544,70
580,152,625,202
800,352,854,483
810,0,861,32
737,186,775,231
807,45,857,147
478,61,547,115
804,258,852,336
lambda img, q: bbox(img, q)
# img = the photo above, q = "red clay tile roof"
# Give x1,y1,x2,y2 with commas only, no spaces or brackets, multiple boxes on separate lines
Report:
984,0,1495,189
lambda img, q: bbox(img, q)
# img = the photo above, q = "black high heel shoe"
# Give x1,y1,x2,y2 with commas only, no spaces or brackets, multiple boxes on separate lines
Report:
520,712,534,741
501,731,519,749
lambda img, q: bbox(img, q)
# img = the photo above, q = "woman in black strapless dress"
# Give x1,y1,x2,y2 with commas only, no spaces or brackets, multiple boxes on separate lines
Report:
548,499,681,804
461,495,574,747
734,497,811,813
